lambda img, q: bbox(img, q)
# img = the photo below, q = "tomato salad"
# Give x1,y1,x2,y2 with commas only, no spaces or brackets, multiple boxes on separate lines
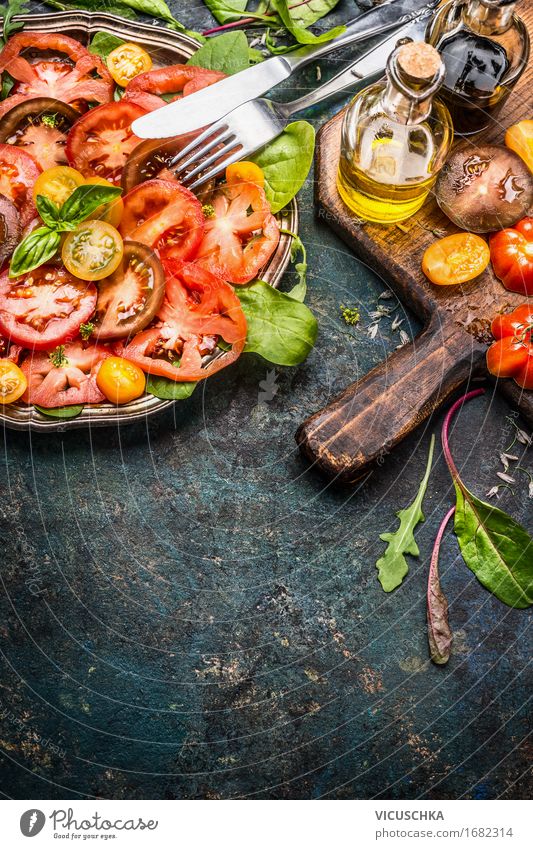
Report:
0,32,282,413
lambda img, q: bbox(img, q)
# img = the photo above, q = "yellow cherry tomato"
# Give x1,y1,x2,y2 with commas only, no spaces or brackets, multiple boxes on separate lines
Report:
84,176,124,228
96,356,146,404
226,161,264,188
62,220,124,281
106,42,152,87
422,233,490,286
505,119,533,173
32,165,84,207
0,360,27,404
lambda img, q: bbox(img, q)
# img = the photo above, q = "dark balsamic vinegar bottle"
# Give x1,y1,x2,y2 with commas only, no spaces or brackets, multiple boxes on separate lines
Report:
426,0,530,135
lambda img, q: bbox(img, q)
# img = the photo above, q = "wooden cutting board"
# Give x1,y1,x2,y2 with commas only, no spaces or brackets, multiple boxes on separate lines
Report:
296,7,533,483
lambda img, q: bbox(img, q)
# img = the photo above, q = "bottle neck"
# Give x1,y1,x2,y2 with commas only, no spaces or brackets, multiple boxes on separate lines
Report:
381,83,434,124
463,0,516,35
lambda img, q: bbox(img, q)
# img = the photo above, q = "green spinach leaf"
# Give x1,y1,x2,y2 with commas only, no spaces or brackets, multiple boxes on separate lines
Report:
89,31,125,59
187,31,250,74
442,389,533,608
237,279,317,366
146,375,197,400
251,121,315,213
34,404,84,419
376,435,435,592
269,0,345,45
204,0,248,25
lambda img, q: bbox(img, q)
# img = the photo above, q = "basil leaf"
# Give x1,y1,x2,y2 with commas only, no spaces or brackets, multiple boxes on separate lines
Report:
269,0,345,45
251,121,315,213
454,485,533,608
9,228,61,277
146,376,197,400
237,279,317,366
187,31,250,75
34,404,84,420
89,31,125,59
36,194,61,228
427,507,454,665
59,184,122,228
376,435,435,592
204,0,248,25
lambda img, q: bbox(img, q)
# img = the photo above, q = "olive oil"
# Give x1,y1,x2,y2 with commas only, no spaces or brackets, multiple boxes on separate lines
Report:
338,42,453,224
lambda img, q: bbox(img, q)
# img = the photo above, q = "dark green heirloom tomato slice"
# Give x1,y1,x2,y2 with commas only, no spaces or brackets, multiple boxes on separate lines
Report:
0,97,80,170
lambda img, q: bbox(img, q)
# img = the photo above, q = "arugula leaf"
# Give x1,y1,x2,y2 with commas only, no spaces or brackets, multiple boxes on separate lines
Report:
427,507,454,665
251,121,315,213
281,230,307,300
40,0,138,19
187,31,251,75
442,390,533,608
89,31,125,59
34,404,84,419
204,0,248,25
269,0,345,45
0,0,29,44
376,435,435,592
237,279,317,366
146,375,197,400
9,228,61,277
60,184,122,227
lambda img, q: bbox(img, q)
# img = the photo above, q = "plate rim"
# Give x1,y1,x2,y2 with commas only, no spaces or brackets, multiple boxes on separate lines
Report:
0,11,299,432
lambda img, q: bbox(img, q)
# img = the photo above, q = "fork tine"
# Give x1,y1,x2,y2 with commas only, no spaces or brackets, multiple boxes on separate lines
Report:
174,129,236,178
181,137,241,184
168,122,228,169
187,146,244,193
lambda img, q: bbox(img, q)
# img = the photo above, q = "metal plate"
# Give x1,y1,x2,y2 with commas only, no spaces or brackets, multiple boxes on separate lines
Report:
1,12,298,432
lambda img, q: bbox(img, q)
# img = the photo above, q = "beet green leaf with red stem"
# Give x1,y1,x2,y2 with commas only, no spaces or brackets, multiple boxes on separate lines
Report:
427,507,454,665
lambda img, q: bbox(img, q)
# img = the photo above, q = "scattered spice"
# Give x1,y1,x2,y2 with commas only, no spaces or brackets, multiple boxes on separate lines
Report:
340,304,360,326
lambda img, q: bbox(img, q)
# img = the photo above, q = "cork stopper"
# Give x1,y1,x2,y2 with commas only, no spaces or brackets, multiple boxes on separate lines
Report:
396,41,442,83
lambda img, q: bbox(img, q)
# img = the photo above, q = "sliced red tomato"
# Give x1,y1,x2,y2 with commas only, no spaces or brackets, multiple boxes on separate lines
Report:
119,262,246,382
0,33,113,118
119,179,204,264
66,101,146,184
0,266,97,350
195,181,280,284
0,143,41,229
123,64,225,111
21,340,110,407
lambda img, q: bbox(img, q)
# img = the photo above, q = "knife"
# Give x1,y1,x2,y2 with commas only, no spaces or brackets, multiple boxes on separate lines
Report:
132,0,439,138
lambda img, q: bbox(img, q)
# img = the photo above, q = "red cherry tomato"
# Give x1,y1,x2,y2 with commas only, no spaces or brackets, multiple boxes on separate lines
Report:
0,33,113,118
119,262,246,382
490,217,533,297
119,179,204,265
0,142,41,228
123,64,224,111
0,266,97,350
486,303,533,390
66,101,146,185
21,340,110,407
195,181,280,284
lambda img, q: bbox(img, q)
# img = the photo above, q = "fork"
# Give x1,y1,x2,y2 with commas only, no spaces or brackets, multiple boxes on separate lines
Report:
167,57,387,192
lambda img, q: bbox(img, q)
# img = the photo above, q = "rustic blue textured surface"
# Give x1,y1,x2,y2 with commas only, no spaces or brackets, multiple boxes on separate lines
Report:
0,1,531,800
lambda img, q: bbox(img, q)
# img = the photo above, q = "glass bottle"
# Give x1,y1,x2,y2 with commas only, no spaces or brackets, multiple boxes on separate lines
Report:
337,41,453,224
426,0,530,136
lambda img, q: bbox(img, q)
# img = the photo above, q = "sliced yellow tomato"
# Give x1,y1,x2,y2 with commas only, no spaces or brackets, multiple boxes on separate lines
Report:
62,220,124,281
32,165,84,207
226,161,265,188
106,42,152,87
84,176,124,228
422,233,490,286
505,119,533,173
0,359,27,404
96,356,146,404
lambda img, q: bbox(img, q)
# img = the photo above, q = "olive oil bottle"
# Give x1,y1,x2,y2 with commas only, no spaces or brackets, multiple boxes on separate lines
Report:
337,41,453,224
426,0,530,136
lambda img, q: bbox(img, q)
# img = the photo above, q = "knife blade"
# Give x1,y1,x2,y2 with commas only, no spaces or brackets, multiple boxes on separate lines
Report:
132,0,439,139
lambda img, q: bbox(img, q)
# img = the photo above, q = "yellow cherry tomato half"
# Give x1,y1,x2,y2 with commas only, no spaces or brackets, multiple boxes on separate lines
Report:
62,220,124,281
0,359,27,404
33,165,84,207
422,233,490,286
505,119,533,173
84,176,124,228
96,356,146,404
106,42,153,87
226,161,265,188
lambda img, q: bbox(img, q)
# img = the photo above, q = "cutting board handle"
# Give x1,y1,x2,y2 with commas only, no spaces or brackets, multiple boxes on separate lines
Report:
296,316,487,482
